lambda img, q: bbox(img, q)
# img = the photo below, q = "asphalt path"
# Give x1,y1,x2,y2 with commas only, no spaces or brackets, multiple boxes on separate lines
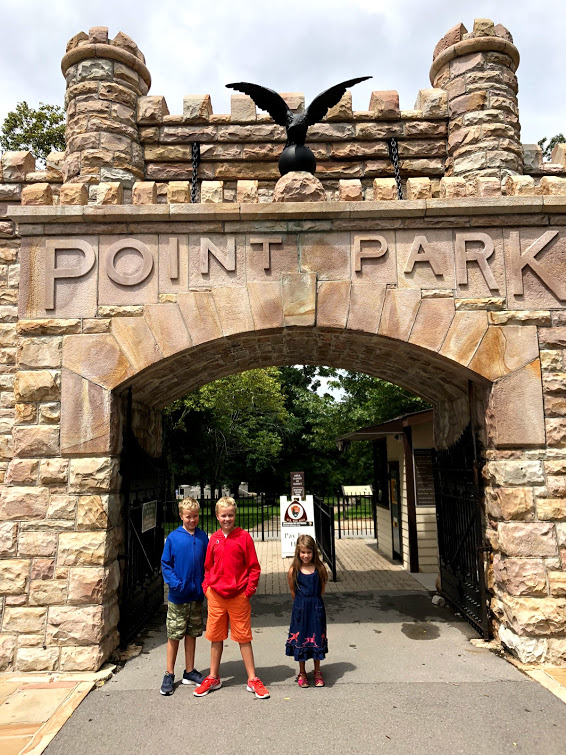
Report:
47,592,566,755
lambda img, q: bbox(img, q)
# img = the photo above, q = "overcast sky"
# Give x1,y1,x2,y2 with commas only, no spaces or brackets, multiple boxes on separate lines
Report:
0,0,564,148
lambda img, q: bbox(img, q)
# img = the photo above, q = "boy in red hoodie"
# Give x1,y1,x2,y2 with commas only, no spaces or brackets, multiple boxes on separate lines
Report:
194,497,270,699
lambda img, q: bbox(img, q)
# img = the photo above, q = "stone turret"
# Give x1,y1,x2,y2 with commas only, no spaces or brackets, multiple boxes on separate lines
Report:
430,19,522,180
61,26,150,186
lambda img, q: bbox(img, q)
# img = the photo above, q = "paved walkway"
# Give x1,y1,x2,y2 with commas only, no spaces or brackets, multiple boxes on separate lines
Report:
2,538,566,754
255,538,425,594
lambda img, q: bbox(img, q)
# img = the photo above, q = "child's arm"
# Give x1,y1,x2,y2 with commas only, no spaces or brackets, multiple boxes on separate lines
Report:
287,567,295,599
201,540,214,594
244,535,261,598
161,537,181,590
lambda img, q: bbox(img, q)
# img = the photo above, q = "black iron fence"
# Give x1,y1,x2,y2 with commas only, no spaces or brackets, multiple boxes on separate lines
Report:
332,494,377,539
165,493,280,540
313,496,337,581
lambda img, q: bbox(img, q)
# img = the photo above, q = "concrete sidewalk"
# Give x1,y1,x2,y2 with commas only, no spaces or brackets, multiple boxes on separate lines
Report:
45,592,566,755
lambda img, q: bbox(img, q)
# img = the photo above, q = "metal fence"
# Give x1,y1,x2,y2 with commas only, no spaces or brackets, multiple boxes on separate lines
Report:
165,493,280,541
326,494,377,539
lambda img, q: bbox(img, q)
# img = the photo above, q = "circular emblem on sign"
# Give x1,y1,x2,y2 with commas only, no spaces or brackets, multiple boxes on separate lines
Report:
284,500,307,522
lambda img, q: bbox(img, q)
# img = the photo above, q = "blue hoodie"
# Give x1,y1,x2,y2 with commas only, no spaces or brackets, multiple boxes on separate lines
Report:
161,526,209,604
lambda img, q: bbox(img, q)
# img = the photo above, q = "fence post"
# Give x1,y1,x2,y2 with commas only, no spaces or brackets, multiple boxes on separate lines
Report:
337,495,342,539
261,494,265,542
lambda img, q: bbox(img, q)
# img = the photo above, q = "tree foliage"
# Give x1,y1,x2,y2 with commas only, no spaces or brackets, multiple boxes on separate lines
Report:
0,102,65,163
164,365,429,497
538,133,566,162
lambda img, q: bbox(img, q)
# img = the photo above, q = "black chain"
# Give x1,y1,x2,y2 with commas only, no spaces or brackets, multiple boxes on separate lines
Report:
387,137,403,200
191,142,201,203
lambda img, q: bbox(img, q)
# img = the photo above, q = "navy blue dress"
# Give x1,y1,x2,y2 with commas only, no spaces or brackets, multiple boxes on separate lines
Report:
285,569,328,661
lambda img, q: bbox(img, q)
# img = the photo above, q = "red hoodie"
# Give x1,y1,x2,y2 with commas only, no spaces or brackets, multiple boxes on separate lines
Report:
202,526,261,598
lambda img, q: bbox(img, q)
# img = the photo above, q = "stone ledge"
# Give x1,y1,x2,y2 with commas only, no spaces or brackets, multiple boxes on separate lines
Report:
61,44,151,88
429,36,520,83
6,196,566,225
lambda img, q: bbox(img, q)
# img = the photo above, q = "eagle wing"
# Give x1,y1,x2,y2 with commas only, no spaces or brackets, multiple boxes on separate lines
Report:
226,82,289,127
306,76,372,126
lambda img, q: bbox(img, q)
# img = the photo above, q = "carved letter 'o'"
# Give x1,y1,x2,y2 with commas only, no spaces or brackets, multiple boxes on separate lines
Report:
105,238,154,286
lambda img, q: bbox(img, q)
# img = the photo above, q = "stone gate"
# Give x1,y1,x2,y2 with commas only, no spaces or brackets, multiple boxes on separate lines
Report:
1,18,566,672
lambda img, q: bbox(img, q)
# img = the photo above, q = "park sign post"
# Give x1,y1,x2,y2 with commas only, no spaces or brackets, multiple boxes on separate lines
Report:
280,494,316,557
290,471,305,498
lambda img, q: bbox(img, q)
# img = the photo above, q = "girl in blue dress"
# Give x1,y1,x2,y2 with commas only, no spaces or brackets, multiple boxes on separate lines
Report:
285,534,328,687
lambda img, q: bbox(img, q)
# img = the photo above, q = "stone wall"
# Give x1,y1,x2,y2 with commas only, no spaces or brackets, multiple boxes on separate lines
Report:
1,17,566,672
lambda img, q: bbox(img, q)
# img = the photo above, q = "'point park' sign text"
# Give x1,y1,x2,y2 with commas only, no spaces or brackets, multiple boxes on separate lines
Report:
19,228,566,318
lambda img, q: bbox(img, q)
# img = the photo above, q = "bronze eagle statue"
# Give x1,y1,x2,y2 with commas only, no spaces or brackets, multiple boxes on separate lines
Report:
226,77,371,175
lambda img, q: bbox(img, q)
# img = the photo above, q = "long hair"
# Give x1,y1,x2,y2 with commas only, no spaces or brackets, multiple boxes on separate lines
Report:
290,534,328,591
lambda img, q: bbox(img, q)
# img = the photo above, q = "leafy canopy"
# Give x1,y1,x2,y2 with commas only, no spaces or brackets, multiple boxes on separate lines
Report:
538,133,565,162
1,101,65,164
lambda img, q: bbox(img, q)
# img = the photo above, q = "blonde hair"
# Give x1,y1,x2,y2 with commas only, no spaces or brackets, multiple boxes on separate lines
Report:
215,496,237,515
289,534,328,590
179,498,199,515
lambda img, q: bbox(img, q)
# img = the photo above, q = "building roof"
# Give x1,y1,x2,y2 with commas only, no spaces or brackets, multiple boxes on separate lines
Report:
335,408,433,446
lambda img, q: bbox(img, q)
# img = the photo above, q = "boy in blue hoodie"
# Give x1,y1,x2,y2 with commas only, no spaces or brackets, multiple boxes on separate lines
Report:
160,498,209,695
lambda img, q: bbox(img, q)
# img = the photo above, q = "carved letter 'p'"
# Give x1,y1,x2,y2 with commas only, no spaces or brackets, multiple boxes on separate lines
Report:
45,239,96,310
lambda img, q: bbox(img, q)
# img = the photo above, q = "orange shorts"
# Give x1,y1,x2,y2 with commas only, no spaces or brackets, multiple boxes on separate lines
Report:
205,587,252,643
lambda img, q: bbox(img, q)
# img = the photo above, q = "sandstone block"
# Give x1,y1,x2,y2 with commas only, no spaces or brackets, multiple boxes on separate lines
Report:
236,180,259,203
137,96,169,124
369,90,400,119
280,93,305,112
58,531,112,566
504,175,535,196
18,531,57,557
31,557,54,580
47,494,77,520
522,144,543,172
200,180,223,203
498,522,557,558
273,172,325,202
96,182,124,204
0,634,16,671
16,646,59,672
433,23,467,59
546,418,566,447
13,426,60,457
5,459,39,485
68,562,119,604
19,337,62,369
183,94,213,122
230,94,256,122
281,272,316,326
484,460,544,487
77,494,110,530
0,558,30,593
21,183,53,206
406,177,431,199
539,176,566,196
474,176,501,197
59,183,89,205
167,181,190,203
69,457,120,493
414,88,447,117
29,579,68,605
326,92,352,121
0,521,17,556
486,487,534,521
493,555,547,596
132,181,157,204
17,319,81,336
39,458,69,485
2,151,35,181
39,403,61,424
373,178,398,201
498,624,546,663
0,485,49,520
439,177,466,198
47,604,105,645
501,594,566,636
550,143,566,166
338,179,363,201
548,571,566,596
14,370,60,402
537,499,566,521
3,606,46,633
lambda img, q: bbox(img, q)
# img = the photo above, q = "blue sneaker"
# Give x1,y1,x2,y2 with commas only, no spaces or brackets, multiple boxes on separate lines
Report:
182,668,204,685
160,672,175,695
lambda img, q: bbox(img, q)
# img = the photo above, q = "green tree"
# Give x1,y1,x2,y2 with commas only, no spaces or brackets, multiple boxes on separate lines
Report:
165,368,290,498
538,133,565,162
1,101,65,164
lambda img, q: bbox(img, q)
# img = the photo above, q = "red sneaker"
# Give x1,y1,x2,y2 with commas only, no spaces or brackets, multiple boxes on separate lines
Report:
193,675,222,697
246,677,270,699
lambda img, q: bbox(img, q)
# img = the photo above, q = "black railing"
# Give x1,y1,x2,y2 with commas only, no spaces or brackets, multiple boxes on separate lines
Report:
334,494,377,538
313,496,337,581
165,493,280,541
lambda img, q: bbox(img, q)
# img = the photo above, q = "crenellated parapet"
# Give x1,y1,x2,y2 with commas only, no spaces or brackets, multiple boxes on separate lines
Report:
61,26,150,187
430,19,522,180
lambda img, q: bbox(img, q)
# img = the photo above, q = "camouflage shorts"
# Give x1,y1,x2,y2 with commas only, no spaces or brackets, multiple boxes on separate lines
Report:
166,600,204,641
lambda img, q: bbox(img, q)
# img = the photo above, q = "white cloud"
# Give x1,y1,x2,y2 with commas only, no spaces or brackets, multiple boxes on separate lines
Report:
0,0,565,145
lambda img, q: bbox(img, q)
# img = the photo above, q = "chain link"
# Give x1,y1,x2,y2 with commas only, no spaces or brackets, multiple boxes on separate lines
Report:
387,137,403,200
191,142,201,203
